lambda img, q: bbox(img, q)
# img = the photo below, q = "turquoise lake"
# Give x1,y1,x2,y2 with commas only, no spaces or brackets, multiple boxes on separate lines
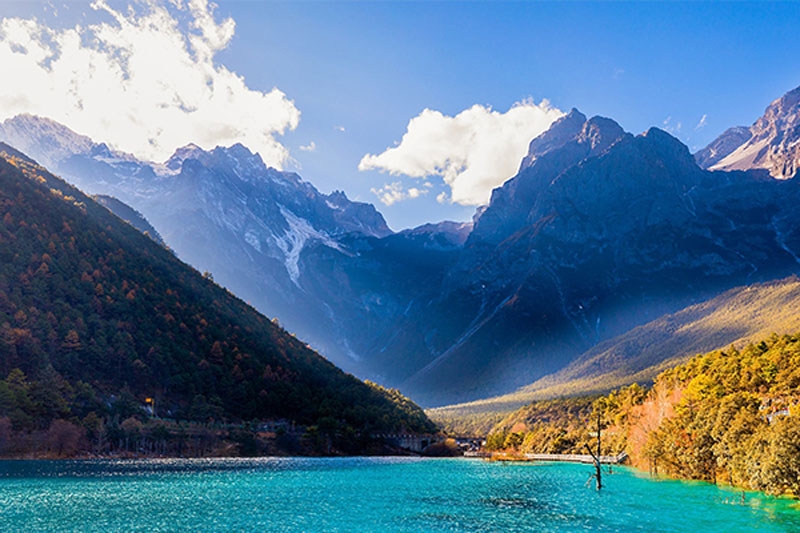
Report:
1,457,799,532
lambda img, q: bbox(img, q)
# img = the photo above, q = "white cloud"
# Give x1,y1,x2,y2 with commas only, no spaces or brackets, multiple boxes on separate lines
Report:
358,99,563,206
695,114,708,130
0,0,300,166
299,141,316,152
371,181,429,206
663,116,682,134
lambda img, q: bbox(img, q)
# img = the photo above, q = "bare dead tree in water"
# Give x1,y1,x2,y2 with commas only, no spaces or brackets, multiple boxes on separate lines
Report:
585,413,602,490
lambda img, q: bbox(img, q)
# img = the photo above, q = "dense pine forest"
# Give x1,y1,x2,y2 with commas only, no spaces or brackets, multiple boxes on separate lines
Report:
487,333,800,496
0,145,436,457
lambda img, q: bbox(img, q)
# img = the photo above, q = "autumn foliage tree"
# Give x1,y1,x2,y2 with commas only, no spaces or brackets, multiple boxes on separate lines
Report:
490,332,800,497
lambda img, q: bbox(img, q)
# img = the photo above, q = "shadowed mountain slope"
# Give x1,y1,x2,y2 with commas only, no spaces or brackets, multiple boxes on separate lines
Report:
0,143,435,441
429,277,800,435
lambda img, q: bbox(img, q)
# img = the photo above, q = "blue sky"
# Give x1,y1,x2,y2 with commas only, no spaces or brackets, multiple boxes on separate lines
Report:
1,1,800,230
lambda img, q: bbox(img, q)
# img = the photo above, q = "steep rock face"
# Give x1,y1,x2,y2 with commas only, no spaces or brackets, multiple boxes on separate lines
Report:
699,85,800,179
694,126,752,169
518,108,587,170
468,111,627,248
397,119,800,405
135,149,398,377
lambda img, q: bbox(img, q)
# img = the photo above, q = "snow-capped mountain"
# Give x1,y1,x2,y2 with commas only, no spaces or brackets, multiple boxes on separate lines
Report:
697,85,800,179
0,114,94,169
5,85,800,407
0,115,395,376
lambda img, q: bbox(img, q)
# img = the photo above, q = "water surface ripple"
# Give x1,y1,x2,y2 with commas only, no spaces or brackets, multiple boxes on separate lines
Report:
1,457,798,532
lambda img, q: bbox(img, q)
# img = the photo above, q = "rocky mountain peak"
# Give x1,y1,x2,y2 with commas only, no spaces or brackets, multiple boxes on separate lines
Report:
471,111,628,244
694,126,751,169
166,142,266,180
749,85,800,144
622,127,707,187
165,143,205,170
400,220,472,249
518,110,626,173
701,84,800,179
579,116,626,152
0,114,94,168
520,108,586,170
642,127,695,161
210,143,265,174
773,85,800,111
327,190,349,205
89,143,114,159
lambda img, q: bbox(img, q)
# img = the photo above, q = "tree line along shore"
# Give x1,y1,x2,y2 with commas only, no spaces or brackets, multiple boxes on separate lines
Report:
484,333,800,497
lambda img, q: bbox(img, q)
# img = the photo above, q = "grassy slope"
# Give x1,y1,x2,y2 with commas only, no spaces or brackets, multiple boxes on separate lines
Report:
429,277,800,435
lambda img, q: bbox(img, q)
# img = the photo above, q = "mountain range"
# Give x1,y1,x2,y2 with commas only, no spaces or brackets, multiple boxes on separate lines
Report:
3,84,800,408
0,142,435,452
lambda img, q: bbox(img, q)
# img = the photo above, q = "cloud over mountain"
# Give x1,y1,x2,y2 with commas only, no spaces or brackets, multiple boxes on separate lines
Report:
359,100,563,205
0,0,299,166
371,181,430,206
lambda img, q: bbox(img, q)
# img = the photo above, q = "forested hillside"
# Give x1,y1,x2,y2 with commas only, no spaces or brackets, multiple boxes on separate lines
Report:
0,144,436,456
626,334,800,494
487,333,800,496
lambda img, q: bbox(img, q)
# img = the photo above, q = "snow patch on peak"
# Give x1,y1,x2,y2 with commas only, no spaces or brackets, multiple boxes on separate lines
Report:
165,143,206,171
244,229,262,253
219,143,258,161
89,142,141,166
211,144,265,179
274,206,343,286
